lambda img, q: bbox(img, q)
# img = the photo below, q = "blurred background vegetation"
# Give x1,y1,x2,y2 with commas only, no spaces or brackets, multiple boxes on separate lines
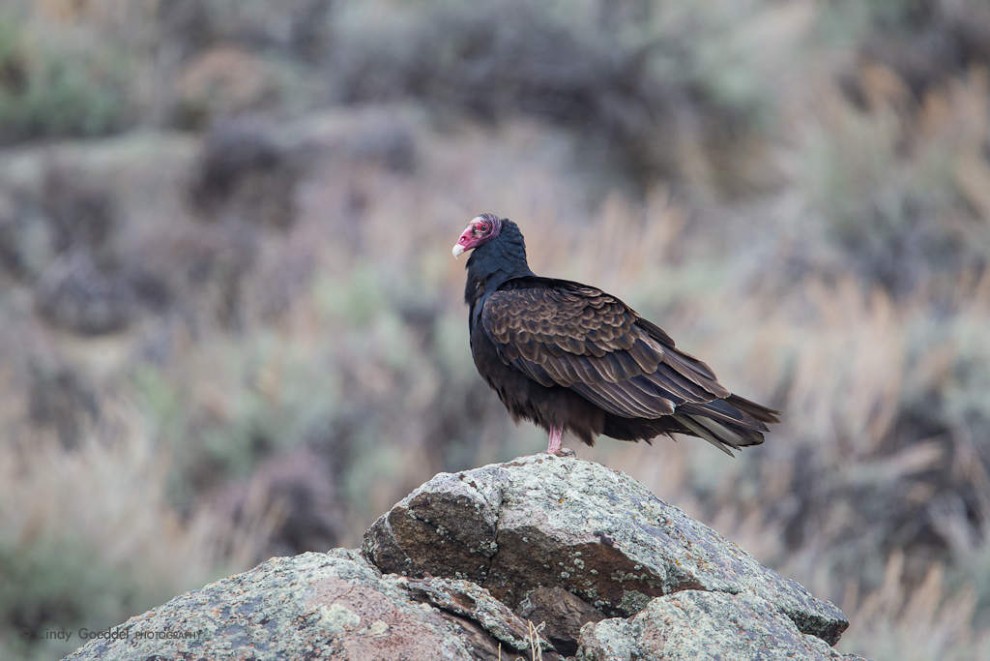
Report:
0,0,987,658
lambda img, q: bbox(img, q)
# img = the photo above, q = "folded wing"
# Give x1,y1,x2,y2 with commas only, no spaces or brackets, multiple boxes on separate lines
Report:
481,280,777,452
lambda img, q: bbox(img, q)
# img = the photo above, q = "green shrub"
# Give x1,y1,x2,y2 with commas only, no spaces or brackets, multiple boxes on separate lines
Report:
0,536,142,660
0,18,129,144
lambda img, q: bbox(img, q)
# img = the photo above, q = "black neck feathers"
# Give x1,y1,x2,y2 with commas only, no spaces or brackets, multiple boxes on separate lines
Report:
464,219,534,306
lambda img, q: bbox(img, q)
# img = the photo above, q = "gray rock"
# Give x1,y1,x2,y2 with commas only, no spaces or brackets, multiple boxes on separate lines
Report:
405,576,557,658
66,455,857,660
578,590,859,660
364,454,849,652
64,549,551,661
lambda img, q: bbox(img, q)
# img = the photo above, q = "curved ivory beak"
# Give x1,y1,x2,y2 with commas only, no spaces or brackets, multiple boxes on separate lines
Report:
453,222,476,258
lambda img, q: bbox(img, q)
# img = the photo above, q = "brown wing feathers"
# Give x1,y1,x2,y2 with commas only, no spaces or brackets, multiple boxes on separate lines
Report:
481,282,777,452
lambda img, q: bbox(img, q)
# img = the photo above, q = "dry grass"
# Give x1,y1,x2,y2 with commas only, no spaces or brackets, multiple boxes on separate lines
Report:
0,406,273,659
839,553,990,661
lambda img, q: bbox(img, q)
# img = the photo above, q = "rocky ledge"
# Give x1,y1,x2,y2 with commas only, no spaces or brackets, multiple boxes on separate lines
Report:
67,455,863,660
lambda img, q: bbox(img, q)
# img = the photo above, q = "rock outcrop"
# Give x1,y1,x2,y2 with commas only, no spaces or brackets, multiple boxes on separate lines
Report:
64,549,550,660
67,455,861,660
578,591,862,660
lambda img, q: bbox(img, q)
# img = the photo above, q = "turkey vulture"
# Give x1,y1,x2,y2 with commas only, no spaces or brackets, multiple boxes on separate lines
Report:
453,213,779,455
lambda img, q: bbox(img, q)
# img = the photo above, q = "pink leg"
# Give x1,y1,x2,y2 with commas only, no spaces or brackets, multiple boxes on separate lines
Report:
546,425,563,455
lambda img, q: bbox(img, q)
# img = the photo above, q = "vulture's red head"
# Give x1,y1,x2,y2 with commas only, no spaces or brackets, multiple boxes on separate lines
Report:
452,213,503,257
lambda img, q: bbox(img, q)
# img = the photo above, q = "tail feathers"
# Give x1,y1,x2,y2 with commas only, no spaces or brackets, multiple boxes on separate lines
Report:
726,394,781,425
676,414,738,456
675,395,779,455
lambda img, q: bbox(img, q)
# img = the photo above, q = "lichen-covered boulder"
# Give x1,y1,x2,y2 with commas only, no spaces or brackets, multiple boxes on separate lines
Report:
363,454,849,654
67,455,856,660
64,549,553,660
578,591,865,660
